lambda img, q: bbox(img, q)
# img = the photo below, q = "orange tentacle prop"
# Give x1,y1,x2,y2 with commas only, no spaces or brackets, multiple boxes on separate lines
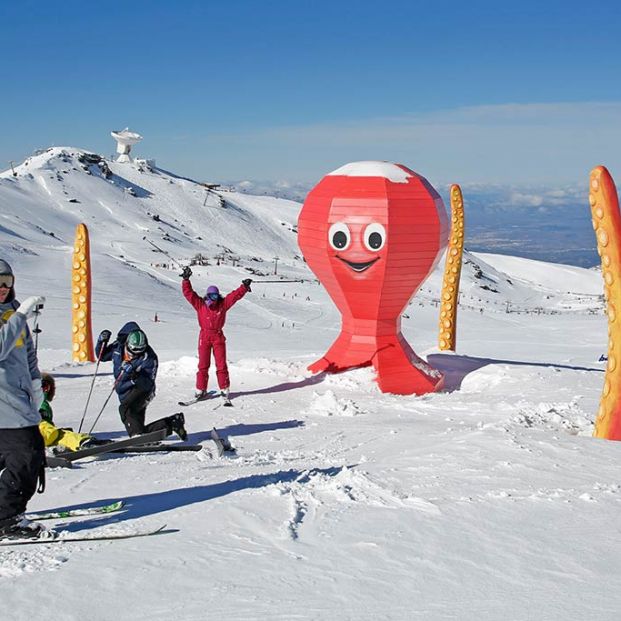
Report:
439,184,465,351
589,166,621,440
71,223,95,362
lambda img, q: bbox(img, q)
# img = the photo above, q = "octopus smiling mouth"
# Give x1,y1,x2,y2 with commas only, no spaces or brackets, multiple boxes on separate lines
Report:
335,255,380,272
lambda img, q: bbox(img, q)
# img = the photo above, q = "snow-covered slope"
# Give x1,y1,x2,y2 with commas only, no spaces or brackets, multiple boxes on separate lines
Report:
0,148,616,621
0,147,307,354
1,147,300,260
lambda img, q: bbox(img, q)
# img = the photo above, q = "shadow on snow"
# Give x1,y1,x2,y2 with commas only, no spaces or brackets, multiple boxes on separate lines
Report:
48,466,347,533
230,371,327,398
188,419,305,444
428,353,603,392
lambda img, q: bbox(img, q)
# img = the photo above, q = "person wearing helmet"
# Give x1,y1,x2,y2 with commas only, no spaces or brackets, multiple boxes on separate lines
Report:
95,323,186,440
180,266,252,403
0,259,48,540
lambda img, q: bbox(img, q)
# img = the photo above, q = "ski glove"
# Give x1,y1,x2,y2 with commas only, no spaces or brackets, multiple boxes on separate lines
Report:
98,329,112,343
180,266,192,280
32,378,45,410
121,362,134,375
17,296,45,319
242,278,252,292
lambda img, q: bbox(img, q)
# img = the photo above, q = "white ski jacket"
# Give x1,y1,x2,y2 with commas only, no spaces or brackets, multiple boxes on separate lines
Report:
0,299,41,428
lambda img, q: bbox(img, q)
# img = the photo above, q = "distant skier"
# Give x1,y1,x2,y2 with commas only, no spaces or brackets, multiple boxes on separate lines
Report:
0,259,48,540
95,323,187,439
180,266,252,403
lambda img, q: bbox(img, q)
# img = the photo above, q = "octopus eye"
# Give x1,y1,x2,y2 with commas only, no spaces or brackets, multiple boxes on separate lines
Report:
328,222,351,250
363,223,386,251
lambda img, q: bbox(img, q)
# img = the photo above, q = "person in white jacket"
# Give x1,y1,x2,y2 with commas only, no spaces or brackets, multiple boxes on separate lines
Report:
0,259,47,540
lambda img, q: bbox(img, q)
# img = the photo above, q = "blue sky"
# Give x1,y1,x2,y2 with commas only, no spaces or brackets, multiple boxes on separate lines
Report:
1,0,620,184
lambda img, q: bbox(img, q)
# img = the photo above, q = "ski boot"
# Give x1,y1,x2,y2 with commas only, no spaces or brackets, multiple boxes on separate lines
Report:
0,515,54,541
170,412,188,441
220,388,232,407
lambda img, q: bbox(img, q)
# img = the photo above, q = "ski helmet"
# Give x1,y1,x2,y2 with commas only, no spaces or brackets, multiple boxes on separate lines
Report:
0,259,15,303
41,373,56,401
126,329,148,355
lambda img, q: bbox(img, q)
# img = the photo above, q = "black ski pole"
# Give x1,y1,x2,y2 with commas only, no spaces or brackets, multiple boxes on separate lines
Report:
88,363,133,434
87,383,117,435
251,279,305,283
78,343,106,433
143,237,185,270
32,304,43,354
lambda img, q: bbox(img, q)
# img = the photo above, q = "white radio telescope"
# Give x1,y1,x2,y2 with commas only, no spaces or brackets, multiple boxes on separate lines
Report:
111,128,142,163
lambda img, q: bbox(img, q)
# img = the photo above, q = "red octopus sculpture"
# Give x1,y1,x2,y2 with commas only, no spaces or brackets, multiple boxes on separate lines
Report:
298,161,449,395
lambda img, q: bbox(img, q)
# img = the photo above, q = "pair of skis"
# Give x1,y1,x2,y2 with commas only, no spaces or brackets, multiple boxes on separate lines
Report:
1,500,168,547
178,390,232,407
47,426,235,468
30,499,125,520
47,428,202,469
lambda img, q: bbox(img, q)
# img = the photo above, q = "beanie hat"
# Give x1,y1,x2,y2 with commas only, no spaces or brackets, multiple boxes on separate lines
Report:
41,373,56,401
206,285,219,296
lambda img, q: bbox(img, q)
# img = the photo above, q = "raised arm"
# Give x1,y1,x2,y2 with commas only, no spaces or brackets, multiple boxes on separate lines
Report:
182,279,204,311
223,283,249,311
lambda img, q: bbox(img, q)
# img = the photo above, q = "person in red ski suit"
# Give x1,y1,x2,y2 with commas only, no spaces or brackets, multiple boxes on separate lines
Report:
181,266,252,399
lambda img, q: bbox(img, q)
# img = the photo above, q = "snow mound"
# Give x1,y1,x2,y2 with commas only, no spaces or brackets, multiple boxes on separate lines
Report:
459,365,519,393
234,358,308,380
158,356,200,377
512,400,594,435
304,390,365,417
323,367,378,392
273,467,440,512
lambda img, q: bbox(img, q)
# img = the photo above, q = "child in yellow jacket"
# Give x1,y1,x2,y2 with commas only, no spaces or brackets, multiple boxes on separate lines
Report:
38,373,92,452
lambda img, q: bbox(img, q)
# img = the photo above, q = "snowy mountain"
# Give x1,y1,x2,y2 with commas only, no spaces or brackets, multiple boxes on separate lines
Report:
0,148,617,621
0,146,302,274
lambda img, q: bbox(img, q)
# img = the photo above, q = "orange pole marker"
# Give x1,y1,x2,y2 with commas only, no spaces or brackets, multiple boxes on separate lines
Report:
589,166,621,440
71,223,95,362
439,184,465,351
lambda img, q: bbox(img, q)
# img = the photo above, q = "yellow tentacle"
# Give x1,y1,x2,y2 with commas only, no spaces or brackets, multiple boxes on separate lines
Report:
438,184,465,351
71,223,94,362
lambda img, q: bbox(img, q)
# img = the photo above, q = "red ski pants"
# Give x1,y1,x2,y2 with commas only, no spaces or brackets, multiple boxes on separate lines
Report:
196,331,230,391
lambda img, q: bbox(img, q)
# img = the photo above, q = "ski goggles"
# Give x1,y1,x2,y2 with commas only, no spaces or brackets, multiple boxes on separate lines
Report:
207,293,219,301
0,275,14,288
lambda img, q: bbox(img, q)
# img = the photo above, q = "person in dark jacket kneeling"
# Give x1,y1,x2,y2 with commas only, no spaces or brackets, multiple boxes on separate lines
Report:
95,322,186,440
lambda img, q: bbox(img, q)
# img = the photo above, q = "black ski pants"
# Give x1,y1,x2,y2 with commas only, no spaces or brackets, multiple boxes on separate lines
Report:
118,388,171,437
0,425,45,523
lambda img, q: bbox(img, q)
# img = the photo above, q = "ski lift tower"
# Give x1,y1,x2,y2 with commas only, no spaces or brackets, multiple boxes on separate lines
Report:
111,128,142,163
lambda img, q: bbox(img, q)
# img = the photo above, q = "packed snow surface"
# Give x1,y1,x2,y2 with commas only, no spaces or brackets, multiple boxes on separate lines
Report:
0,148,618,620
